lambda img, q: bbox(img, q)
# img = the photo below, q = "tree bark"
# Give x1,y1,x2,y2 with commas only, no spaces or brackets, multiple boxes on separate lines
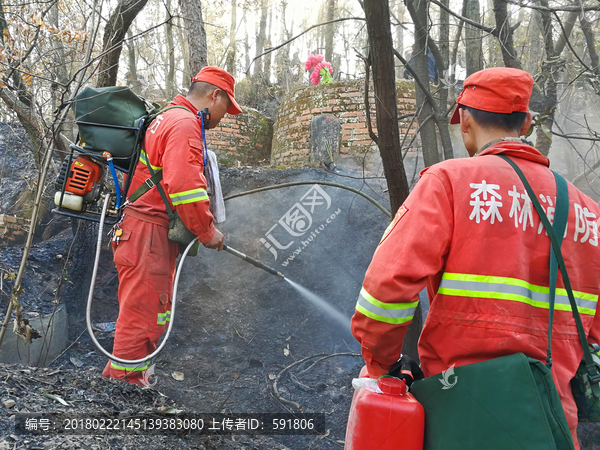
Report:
534,0,557,157
438,0,453,160
465,0,483,75
324,0,335,63
243,5,250,73
580,13,600,75
406,0,440,168
126,29,141,94
362,0,410,214
264,6,273,83
225,0,237,76
492,0,522,69
96,0,149,88
394,0,404,79
166,0,175,99
254,0,268,78
175,14,192,83
179,0,207,74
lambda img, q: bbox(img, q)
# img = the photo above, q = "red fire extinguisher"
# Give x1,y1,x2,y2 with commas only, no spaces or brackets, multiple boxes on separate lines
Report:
345,366,424,450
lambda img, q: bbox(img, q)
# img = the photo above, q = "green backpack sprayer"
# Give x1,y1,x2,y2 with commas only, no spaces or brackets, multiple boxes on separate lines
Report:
54,86,284,371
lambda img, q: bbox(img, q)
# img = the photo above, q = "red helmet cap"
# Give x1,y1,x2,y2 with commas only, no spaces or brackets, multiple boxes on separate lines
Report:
450,67,533,125
192,66,242,115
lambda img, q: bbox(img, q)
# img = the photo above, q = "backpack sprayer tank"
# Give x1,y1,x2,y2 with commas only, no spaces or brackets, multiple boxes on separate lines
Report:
52,85,155,224
54,156,104,212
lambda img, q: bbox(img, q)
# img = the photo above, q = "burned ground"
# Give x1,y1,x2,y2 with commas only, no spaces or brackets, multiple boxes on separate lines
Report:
1,159,600,449
1,165,391,449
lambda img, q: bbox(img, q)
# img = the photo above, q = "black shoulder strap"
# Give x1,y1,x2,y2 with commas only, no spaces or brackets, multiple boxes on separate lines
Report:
498,155,600,394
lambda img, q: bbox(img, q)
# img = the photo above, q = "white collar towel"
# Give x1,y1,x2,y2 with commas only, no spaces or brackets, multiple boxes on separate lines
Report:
204,150,226,224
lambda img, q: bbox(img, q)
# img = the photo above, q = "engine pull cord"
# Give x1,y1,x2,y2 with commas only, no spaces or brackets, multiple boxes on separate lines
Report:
103,152,122,209
86,193,195,367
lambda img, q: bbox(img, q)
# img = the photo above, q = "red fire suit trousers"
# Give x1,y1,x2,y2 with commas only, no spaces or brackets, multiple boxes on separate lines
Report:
102,214,179,384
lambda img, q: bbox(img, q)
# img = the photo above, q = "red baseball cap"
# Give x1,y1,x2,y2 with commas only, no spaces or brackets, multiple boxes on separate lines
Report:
450,67,533,125
192,66,242,115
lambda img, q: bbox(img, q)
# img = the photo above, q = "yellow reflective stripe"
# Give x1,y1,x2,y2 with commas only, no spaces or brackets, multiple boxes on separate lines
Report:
360,287,419,310
110,360,150,372
169,188,209,205
157,310,171,325
356,303,414,325
442,273,597,302
440,273,598,316
139,150,162,171
355,287,419,324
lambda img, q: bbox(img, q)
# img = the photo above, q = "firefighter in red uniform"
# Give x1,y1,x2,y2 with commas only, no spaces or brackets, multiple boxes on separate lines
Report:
102,66,242,385
351,67,600,448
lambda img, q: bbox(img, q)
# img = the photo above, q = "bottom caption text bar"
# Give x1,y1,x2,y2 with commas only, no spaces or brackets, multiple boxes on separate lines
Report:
15,413,326,436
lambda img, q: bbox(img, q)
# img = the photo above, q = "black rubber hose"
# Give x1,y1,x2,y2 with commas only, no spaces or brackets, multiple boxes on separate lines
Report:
223,180,392,219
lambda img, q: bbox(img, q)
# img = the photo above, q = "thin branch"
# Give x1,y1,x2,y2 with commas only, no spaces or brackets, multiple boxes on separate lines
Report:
504,0,600,12
551,10,591,72
356,50,379,145
245,17,366,74
429,0,495,33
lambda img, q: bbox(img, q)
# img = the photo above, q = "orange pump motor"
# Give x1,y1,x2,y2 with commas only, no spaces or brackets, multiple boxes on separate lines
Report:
55,156,104,211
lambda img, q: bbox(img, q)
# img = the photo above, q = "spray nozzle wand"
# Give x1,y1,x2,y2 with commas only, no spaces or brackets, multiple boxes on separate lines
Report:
222,244,285,278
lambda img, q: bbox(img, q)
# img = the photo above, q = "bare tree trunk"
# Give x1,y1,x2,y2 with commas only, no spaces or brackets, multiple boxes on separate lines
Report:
534,0,557,157
394,0,404,79
243,5,250,73
179,0,207,73
264,6,273,83
580,13,600,76
96,0,149,88
450,0,468,84
49,1,71,142
225,0,237,75
525,10,543,75
438,0,452,160
406,0,440,167
324,0,335,63
126,29,141,94
250,0,268,106
362,0,410,215
555,10,578,55
166,0,175,99
175,14,192,83
254,0,268,78
465,0,483,75
492,0,522,69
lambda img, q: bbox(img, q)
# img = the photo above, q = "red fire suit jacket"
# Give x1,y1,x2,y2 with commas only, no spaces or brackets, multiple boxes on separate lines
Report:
126,95,216,242
351,141,600,444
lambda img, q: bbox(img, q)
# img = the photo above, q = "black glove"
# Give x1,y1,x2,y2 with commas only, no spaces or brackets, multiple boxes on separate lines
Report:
387,354,424,387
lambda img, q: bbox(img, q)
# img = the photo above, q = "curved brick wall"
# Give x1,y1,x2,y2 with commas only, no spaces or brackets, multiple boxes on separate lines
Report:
271,80,417,167
210,106,273,165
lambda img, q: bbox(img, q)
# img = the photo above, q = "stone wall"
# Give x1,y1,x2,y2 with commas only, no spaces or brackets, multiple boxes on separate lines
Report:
271,80,418,168
210,106,273,166
0,214,30,246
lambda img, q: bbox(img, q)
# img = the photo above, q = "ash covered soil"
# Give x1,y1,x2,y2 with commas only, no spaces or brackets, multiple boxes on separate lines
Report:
1,166,392,449
1,164,599,449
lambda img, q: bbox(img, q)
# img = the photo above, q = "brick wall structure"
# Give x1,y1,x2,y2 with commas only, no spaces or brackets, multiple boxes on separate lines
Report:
0,214,30,246
271,79,418,168
209,106,273,165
